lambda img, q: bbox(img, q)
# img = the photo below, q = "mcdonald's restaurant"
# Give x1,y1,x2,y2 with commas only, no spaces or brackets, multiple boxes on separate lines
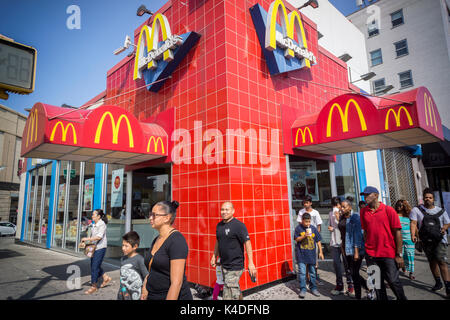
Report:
17,0,445,292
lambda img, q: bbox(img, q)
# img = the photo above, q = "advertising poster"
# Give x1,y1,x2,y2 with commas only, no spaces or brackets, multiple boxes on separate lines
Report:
111,168,124,208
58,183,65,212
290,161,319,201
84,178,94,211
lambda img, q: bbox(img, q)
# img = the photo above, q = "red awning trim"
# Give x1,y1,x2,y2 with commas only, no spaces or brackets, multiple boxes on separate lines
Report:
285,86,443,156
21,103,171,165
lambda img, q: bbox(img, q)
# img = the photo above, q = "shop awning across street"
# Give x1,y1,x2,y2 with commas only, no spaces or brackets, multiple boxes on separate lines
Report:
20,103,172,165
283,86,444,156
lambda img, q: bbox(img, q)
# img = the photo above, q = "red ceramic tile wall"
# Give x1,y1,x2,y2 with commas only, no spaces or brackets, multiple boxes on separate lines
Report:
105,0,349,291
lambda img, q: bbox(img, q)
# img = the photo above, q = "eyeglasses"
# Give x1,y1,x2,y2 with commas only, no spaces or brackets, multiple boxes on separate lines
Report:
149,212,169,219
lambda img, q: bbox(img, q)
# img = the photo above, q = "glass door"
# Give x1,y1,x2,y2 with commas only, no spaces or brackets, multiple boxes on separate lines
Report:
65,161,81,251
132,166,171,251
77,162,95,252
26,170,37,241
54,161,69,248
33,167,45,243
39,162,53,244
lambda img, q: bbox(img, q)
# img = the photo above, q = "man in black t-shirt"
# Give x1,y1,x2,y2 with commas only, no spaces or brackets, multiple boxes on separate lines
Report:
210,202,257,300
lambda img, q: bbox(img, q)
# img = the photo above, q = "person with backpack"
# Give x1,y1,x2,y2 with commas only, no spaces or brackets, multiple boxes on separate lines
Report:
410,188,450,298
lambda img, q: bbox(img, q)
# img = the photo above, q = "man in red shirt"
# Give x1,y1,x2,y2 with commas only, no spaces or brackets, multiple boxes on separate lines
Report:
360,186,407,300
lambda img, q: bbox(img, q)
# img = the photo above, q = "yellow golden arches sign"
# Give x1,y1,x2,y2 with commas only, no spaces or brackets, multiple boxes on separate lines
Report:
424,93,438,132
26,108,38,147
49,122,78,144
264,0,312,67
384,107,413,130
295,127,313,145
133,13,179,80
147,136,165,154
94,112,134,148
326,99,367,137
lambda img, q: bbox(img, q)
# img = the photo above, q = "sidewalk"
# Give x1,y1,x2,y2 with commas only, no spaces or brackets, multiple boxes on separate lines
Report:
0,237,448,300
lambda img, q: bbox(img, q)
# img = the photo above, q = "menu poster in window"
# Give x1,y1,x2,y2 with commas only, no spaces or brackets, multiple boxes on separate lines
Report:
58,183,65,212
290,161,319,201
84,178,94,211
111,168,124,208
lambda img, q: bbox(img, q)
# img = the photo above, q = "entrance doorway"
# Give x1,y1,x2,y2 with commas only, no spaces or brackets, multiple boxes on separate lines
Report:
131,165,171,251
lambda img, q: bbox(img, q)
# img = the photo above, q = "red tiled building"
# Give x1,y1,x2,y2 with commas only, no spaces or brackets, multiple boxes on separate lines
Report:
105,0,349,290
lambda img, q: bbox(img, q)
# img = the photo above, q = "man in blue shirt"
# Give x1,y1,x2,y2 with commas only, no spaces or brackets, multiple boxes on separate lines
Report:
294,212,324,298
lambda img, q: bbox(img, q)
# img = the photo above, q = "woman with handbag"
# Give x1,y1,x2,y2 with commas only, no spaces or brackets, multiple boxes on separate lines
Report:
141,201,193,300
81,209,112,294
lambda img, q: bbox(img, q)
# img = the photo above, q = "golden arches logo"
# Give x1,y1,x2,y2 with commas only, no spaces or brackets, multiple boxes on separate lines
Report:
295,127,313,145
424,93,438,132
326,99,367,137
265,0,311,67
384,107,413,130
133,13,178,80
94,112,134,148
26,108,38,147
147,136,165,154
50,122,78,144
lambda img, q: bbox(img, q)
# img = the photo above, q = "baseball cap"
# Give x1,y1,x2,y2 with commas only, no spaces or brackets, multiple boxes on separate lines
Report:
360,186,379,195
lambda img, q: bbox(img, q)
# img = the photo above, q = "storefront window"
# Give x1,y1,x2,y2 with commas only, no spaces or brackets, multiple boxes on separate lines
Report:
105,164,127,258
54,161,69,248
32,167,44,242
40,162,53,244
132,167,171,249
26,170,37,241
78,162,96,251
290,157,332,258
335,154,359,207
64,161,81,251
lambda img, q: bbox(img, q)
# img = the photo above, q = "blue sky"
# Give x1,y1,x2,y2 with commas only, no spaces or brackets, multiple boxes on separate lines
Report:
1,0,362,116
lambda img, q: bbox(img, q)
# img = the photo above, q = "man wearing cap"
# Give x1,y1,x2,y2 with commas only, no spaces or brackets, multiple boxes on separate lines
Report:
359,186,407,300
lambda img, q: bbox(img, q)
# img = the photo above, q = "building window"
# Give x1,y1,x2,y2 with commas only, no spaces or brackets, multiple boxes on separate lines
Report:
368,20,379,37
370,49,383,66
391,9,404,28
394,39,408,57
398,70,413,88
373,78,386,95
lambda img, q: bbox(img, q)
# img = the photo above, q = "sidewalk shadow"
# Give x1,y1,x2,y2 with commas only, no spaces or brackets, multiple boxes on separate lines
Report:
0,249,25,259
42,258,118,280
10,259,118,300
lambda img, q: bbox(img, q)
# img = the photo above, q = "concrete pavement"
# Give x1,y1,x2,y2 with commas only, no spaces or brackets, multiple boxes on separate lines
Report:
0,237,448,300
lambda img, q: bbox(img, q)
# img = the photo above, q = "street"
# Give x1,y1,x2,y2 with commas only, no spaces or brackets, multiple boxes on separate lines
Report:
0,237,448,300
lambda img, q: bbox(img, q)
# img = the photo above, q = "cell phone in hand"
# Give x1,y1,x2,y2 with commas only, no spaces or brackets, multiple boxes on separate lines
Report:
248,269,256,283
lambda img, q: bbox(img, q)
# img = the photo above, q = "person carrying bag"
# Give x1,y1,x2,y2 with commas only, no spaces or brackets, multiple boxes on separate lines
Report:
81,209,112,294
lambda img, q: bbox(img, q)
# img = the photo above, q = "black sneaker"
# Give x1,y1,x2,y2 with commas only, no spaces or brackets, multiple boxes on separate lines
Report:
431,281,443,291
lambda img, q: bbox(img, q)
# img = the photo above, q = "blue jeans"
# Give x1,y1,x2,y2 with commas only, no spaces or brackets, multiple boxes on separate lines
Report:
330,246,353,287
91,248,106,285
298,263,316,292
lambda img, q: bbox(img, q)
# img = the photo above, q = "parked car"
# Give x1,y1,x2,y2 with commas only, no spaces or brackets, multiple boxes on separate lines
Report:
0,222,16,236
